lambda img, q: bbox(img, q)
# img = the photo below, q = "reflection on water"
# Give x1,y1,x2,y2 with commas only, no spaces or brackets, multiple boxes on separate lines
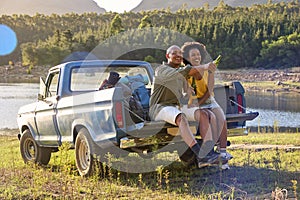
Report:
0,83,38,129
246,108,300,128
245,91,300,128
0,83,299,129
245,91,300,113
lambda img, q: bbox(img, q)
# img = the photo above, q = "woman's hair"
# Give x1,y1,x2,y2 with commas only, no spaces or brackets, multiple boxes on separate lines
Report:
181,41,212,65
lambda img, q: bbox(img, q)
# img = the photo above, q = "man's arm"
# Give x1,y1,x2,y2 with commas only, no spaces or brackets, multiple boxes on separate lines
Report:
188,62,217,80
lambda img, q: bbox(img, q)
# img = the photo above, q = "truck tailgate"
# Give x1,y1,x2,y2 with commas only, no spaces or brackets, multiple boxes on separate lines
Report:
226,112,259,123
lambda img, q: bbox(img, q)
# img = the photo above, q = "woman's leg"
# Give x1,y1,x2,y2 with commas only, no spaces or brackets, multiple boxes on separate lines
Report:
211,107,227,149
194,109,213,142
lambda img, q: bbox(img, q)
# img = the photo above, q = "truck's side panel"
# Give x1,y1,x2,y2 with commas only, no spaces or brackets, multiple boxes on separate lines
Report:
56,88,118,143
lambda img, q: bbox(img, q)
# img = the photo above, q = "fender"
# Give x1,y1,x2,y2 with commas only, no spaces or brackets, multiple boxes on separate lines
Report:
71,119,116,145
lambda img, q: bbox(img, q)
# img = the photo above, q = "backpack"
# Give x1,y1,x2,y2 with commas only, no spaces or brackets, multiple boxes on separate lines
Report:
123,74,150,122
128,95,145,123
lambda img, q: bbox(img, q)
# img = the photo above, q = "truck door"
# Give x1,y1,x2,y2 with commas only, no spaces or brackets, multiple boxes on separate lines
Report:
35,71,60,146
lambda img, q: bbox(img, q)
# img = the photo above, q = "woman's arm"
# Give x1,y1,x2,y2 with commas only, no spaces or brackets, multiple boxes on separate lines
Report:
207,70,215,97
188,62,216,80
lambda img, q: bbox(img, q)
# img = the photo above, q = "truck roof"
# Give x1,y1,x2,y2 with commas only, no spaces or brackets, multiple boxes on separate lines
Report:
49,60,152,73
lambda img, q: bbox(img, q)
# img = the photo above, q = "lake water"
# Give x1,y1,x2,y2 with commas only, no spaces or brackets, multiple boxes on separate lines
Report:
0,83,300,130
245,91,300,128
0,83,39,129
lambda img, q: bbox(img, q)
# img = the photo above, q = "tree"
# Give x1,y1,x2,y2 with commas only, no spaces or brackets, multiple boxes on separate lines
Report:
61,29,73,51
110,14,124,35
144,55,155,63
255,32,300,68
138,15,153,29
21,42,37,66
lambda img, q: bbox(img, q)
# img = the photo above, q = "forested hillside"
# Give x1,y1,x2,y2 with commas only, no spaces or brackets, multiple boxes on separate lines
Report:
132,0,293,12
0,1,299,69
0,0,105,15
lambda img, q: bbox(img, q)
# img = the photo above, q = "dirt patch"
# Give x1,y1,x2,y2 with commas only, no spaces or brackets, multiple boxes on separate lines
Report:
218,69,300,83
0,63,49,83
0,128,19,137
217,68,300,93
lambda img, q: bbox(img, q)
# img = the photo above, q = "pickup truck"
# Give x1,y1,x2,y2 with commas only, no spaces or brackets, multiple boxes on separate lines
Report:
17,60,258,176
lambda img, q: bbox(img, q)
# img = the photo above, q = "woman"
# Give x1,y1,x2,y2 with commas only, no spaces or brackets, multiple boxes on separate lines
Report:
181,41,233,169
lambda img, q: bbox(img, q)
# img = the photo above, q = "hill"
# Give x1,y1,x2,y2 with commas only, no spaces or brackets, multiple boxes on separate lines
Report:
132,0,294,12
0,0,105,16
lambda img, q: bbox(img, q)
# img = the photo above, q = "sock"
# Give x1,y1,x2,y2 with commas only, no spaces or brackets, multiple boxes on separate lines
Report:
198,140,215,158
191,143,201,156
220,148,226,153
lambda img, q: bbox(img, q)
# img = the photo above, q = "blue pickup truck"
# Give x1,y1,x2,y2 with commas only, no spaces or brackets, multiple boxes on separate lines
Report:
17,60,258,176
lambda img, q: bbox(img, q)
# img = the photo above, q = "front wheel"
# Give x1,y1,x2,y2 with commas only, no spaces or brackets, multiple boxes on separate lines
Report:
20,129,52,165
75,128,101,177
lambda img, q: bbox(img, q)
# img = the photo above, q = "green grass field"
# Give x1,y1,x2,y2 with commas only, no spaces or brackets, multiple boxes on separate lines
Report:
0,133,299,199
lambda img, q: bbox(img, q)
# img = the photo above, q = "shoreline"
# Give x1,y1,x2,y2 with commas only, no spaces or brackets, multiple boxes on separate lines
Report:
1,65,300,93
0,128,18,137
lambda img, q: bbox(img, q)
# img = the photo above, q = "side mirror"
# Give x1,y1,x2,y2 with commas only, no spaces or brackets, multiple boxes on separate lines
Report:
38,77,46,100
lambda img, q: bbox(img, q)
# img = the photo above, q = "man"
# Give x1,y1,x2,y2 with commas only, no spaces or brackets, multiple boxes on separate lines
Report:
149,45,219,168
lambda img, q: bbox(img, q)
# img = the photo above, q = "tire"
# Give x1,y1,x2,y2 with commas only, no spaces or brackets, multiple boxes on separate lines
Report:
20,129,52,165
75,128,100,177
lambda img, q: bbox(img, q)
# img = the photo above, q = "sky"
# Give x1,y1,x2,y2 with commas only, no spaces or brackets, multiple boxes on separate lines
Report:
94,0,143,13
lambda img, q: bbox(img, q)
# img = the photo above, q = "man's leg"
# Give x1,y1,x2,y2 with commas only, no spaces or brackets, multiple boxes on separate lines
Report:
176,113,218,167
175,113,197,147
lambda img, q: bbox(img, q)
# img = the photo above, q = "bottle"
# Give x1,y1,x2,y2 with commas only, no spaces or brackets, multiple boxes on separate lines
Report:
213,55,222,66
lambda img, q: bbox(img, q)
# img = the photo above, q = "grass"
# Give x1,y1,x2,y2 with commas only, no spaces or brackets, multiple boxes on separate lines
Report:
230,132,300,146
0,133,299,199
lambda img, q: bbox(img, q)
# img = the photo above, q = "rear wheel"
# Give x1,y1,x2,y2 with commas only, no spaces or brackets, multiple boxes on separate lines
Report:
75,128,101,177
20,129,52,165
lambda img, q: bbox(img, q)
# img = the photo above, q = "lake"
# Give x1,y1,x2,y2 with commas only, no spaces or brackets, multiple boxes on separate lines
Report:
1,83,300,130
245,91,300,128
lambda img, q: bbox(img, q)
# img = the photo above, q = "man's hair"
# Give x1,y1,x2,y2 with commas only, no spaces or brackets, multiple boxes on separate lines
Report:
181,42,212,65
166,45,181,54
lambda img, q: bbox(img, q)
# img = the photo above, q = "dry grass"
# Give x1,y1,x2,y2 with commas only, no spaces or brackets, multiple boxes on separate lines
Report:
0,133,299,199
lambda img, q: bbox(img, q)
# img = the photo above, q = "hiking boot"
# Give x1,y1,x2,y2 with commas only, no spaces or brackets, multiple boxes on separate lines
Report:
220,152,233,160
220,163,230,170
197,151,219,168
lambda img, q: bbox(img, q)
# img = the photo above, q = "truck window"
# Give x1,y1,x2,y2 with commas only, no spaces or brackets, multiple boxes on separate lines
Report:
70,66,151,92
46,72,59,97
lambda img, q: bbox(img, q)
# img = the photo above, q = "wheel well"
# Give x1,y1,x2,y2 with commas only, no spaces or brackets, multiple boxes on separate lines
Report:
18,125,29,140
73,125,85,143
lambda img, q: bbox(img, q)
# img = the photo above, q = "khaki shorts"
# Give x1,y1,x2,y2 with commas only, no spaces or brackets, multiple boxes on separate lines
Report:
154,106,182,126
155,105,200,125
181,97,221,121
